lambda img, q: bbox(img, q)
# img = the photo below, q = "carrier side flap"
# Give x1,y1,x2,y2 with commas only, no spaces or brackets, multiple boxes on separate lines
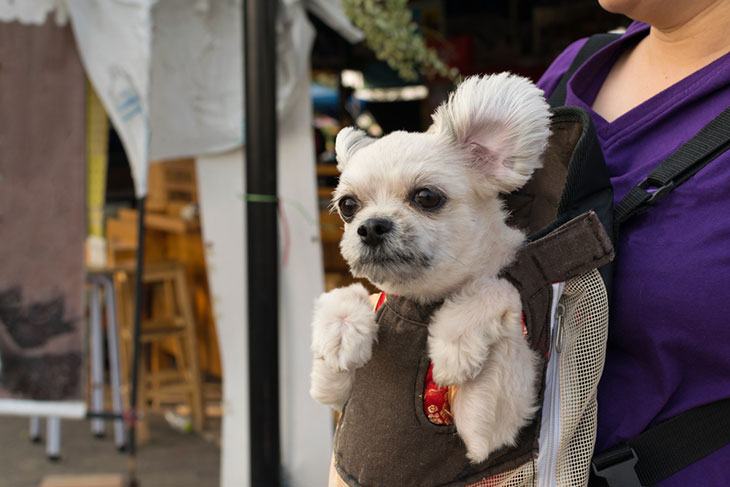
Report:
505,211,614,299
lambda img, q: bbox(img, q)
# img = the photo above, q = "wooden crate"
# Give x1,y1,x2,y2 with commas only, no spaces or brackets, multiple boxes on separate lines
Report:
105,212,166,266
147,159,198,213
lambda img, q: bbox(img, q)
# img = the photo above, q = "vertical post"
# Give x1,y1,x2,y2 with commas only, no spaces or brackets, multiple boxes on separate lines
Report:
127,196,147,486
244,0,280,485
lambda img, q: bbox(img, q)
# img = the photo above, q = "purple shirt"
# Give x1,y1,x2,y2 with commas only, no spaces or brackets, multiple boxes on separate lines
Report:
538,22,730,486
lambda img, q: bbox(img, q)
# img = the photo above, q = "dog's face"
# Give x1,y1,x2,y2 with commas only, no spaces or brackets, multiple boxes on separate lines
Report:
333,74,551,300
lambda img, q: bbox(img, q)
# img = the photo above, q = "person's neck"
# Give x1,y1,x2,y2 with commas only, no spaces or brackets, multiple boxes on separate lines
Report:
643,1,730,68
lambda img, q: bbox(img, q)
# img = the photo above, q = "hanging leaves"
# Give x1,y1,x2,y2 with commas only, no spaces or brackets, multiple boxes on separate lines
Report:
343,0,460,83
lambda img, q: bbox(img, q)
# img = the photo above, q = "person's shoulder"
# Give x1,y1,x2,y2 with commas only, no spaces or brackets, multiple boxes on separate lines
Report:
537,23,647,98
537,38,589,98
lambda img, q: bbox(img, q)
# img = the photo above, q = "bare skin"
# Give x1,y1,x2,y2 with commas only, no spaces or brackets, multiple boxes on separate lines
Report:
592,0,730,122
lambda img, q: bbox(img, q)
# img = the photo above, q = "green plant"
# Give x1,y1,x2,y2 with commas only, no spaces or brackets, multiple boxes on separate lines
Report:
343,0,460,83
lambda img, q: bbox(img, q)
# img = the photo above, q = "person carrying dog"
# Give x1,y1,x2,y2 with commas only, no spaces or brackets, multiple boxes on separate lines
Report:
539,0,730,485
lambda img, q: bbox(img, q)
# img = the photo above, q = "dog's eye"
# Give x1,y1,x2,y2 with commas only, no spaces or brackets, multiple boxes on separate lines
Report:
338,196,360,221
412,188,444,211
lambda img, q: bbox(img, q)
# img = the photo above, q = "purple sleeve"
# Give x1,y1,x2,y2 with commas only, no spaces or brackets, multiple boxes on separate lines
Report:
537,38,589,98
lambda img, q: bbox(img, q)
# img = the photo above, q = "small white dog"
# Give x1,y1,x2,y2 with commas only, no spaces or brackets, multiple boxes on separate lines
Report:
310,73,551,463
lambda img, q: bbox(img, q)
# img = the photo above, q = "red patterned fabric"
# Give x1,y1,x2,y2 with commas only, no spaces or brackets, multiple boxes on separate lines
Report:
423,362,454,425
374,291,387,312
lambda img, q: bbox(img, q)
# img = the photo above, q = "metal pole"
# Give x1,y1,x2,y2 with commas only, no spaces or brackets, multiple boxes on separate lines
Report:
244,0,280,485
127,196,147,487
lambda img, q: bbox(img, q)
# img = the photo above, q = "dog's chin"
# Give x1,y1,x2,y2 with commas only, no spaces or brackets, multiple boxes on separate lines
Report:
348,246,431,288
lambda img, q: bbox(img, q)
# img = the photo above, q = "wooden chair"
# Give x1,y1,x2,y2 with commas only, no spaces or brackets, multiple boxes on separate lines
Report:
115,262,205,437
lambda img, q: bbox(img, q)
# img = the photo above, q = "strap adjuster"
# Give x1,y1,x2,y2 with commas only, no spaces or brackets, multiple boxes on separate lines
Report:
592,444,643,487
638,177,676,206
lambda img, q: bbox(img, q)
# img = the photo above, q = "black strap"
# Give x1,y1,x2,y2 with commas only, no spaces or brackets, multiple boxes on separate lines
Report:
592,398,730,486
615,107,730,225
548,33,620,107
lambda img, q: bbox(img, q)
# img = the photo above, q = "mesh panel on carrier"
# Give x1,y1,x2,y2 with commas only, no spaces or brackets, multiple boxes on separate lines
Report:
468,269,609,487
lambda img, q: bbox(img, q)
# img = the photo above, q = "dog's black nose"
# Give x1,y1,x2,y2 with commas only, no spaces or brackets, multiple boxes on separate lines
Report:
358,218,393,246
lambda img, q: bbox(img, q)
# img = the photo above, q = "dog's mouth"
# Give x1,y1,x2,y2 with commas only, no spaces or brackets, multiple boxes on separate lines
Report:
349,244,432,284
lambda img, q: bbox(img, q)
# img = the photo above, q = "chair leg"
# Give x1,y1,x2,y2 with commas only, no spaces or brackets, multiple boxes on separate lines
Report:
89,282,106,438
135,347,151,447
103,276,127,451
114,271,149,446
29,416,42,443
116,274,134,412
46,417,61,461
150,341,162,410
174,269,204,432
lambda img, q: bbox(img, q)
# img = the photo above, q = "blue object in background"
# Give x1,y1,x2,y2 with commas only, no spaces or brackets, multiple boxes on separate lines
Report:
311,83,340,117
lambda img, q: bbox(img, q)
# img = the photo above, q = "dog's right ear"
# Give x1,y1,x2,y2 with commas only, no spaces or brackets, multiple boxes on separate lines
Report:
335,127,375,172
430,74,551,193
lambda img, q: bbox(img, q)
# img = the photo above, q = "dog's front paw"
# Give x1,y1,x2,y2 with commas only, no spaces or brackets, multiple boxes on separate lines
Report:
428,332,489,386
311,283,378,372
428,296,495,385
309,358,354,410
428,279,522,386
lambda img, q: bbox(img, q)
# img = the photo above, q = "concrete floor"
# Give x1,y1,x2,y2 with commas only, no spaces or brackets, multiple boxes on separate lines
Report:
0,415,220,487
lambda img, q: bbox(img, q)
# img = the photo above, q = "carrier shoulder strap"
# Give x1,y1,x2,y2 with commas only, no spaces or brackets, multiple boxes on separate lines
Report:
592,398,730,486
548,33,620,107
615,106,730,226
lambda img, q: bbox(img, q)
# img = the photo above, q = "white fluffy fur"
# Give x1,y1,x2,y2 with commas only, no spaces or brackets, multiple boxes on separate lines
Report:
311,74,551,463
310,283,378,410
430,72,551,193
452,328,541,463
335,127,376,172
429,277,540,462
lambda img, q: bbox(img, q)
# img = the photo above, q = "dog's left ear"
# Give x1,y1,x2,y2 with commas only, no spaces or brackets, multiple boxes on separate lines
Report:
335,127,376,172
430,73,551,193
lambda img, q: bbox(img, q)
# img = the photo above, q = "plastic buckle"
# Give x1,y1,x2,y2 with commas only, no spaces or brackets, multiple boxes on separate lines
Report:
638,177,676,205
592,444,643,487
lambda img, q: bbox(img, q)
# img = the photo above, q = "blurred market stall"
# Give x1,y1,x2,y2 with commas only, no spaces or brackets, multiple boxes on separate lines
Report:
0,1,362,486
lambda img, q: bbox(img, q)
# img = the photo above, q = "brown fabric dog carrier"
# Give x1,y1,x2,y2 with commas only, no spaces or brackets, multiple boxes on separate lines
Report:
333,106,615,486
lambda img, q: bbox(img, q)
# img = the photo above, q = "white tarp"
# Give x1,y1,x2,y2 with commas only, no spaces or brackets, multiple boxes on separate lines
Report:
66,0,153,196
66,0,242,197
69,0,360,197
0,0,68,24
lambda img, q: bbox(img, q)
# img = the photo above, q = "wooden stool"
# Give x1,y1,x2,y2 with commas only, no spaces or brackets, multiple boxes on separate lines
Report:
116,262,204,435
